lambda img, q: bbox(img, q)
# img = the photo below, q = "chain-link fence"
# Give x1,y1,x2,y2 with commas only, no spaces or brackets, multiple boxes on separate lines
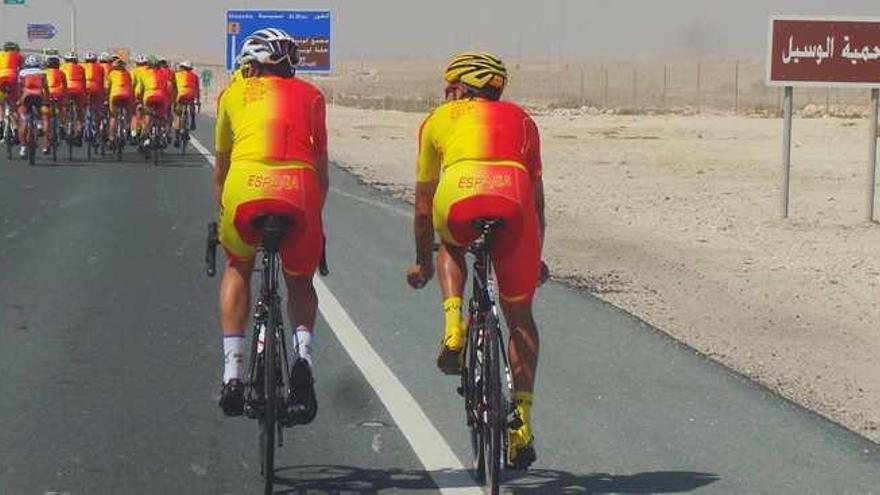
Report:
196,58,877,117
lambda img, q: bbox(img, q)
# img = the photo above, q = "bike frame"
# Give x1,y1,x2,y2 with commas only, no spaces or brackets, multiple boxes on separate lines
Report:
461,220,515,494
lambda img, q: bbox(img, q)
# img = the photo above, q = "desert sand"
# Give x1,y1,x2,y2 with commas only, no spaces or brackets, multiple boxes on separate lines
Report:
326,105,880,442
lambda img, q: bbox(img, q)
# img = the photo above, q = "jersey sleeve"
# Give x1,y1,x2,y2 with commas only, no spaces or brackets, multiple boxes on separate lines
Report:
416,113,440,183
523,115,543,181
215,89,234,154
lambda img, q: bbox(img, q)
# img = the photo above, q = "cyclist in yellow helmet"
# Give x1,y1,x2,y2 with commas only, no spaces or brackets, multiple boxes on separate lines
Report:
407,52,548,470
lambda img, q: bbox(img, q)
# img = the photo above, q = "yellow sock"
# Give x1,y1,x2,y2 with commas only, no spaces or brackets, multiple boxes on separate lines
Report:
442,296,464,348
514,391,533,428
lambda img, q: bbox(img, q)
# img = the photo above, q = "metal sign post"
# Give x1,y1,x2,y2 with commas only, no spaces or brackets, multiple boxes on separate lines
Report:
868,88,879,222
781,86,793,218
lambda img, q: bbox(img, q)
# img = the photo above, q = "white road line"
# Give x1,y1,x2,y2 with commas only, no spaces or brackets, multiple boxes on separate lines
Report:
313,280,481,495
189,136,214,168
191,136,480,495
329,187,413,218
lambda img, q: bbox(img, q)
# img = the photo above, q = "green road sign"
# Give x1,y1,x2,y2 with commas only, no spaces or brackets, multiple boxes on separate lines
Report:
3,0,26,5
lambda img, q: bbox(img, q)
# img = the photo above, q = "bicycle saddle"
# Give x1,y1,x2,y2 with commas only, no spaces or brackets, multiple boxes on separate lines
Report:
251,214,293,251
472,218,505,232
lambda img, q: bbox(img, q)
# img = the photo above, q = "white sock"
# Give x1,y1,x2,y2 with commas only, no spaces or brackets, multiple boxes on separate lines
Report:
294,326,313,368
223,335,246,384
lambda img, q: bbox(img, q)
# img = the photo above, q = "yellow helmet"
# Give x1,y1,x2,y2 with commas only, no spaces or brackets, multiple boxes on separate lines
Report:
444,52,507,92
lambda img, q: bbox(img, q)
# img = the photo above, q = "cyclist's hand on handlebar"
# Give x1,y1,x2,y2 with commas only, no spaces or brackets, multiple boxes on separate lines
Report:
407,262,434,289
538,261,550,286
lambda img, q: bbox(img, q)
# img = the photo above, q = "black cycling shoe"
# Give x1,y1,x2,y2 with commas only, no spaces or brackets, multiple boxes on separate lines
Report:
219,379,245,417
508,444,537,470
284,358,318,426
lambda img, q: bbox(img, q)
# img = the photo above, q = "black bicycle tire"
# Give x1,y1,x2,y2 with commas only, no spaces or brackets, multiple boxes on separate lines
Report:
465,311,487,485
152,124,160,166
262,281,279,494
51,104,59,163
27,112,36,166
484,310,503,495
5,116,13,160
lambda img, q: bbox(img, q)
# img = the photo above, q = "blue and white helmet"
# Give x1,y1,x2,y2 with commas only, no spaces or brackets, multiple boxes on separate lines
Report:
24,55,41,68
238,28,298,67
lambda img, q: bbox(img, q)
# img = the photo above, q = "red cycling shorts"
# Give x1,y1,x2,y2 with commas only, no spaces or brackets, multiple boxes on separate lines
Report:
433,162,540,306
144,90,168,116
219,162,324,277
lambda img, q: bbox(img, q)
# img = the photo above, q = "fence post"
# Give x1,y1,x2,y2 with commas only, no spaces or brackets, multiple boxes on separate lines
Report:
580,69,585,106
663,64,668,111
632,68,638,111
603,66,609,109
696,60,702,114
734,60,740,114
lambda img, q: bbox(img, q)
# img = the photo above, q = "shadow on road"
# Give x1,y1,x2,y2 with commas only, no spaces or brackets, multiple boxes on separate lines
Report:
273,464,720,494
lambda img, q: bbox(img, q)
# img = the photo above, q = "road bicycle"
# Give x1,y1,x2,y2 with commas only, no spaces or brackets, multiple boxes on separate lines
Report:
46,97,61,163
458,218,519,495
83,98,96,160
64,96,79,161
206,218,328,495
20,98,40,166
143,105,168,166
2,88,17,160
177,101,197,155
111,105,130,162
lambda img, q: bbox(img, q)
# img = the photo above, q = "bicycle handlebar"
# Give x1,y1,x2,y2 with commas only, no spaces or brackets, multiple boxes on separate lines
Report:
206,221,219,277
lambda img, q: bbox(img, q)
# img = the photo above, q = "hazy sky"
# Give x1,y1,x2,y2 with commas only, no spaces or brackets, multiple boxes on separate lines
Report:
1,0,878,63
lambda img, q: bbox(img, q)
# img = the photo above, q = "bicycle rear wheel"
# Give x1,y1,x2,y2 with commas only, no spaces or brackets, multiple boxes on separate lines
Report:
259,301,279,494
464,311,487,484
483,311,504,495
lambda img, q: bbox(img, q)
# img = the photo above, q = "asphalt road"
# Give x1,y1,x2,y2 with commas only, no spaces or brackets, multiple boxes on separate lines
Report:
0,116,879,494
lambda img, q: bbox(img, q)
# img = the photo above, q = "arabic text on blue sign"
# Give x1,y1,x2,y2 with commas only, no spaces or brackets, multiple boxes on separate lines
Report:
225,10,332,73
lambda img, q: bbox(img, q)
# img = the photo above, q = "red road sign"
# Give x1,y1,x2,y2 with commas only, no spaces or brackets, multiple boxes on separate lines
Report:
767,16,880,87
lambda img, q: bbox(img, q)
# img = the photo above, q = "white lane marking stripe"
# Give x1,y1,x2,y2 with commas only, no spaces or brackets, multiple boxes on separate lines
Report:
190,135,480,495
329,187,413,218
314,279,481,495
190,136,215,168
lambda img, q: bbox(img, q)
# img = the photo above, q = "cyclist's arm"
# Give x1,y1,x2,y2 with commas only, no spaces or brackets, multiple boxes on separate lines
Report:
414,180,437,267
312,92,329,207
214,92,234,208
524,115,545,249
414,114,440,267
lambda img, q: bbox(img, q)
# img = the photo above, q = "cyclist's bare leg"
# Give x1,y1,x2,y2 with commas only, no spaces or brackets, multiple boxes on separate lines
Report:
220,257,254,335
283,274,318,330
500,301,539,394
41,112,49,149
435,244,468,371
438,243,467,298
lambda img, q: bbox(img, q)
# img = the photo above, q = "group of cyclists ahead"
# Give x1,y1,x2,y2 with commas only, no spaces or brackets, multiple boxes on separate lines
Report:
214,27,547,484
0,41,201,162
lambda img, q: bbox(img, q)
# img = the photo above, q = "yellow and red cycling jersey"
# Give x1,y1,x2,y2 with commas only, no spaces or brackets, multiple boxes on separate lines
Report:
60,62,86,95
0,51,22,78
45,68,67,100
131,64,149,97
99,62,113,88
174,69,199,103
417,98,543,305
215,75,327,167
83,62,105,95
215,75,328,275
107,68,133,112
